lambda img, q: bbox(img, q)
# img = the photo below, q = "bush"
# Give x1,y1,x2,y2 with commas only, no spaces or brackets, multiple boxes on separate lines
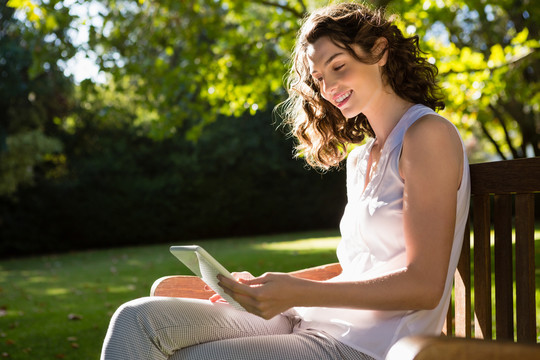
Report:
0,110,346,256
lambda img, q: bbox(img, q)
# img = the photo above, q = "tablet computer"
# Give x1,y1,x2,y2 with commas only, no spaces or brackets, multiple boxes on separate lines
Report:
169,245,245,311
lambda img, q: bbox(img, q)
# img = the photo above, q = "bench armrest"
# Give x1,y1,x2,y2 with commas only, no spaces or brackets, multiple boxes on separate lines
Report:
151,263,342,298
386,336,540,360
289,262,342,280
150,275,215,298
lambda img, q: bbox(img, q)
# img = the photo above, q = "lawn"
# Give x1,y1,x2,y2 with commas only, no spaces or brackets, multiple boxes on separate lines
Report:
0,230,341,359
1,228,539,359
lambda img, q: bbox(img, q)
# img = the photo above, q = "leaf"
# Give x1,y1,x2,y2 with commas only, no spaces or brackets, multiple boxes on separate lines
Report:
511,28,529,45
44,14,58,31
6,0,27,8
67,313,83,321
488,44,505,67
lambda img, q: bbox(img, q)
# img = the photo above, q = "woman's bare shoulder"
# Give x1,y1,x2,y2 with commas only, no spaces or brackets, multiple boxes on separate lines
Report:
403,114,462,155
400,114,463,186
407,114,459,139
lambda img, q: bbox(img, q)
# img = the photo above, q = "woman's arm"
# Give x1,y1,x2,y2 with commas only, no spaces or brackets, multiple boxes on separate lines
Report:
219,115,464,319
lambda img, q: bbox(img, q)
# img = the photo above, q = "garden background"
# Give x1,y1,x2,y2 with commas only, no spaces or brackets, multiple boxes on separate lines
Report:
1,0,539,255
0,0,539,358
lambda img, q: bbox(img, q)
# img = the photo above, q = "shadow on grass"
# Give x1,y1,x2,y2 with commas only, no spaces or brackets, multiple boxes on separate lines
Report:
0,229,340,359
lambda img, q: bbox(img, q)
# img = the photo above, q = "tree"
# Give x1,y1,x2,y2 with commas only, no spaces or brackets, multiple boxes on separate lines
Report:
7,0,539,161
389,0,539,160
88,0,540,160
0,1,75,196
83,0,314,139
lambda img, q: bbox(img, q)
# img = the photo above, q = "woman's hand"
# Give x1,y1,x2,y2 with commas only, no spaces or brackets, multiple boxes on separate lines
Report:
208,272,254,303
217,272,305,319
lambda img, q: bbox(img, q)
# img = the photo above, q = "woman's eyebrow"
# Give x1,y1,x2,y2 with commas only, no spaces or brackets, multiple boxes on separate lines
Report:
324,52,344,66
310,52,344,75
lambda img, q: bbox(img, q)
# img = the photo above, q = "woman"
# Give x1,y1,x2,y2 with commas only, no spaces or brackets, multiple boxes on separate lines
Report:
101,3,470,360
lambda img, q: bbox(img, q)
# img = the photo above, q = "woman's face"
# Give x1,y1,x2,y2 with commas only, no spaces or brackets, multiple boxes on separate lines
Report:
307,36,387,119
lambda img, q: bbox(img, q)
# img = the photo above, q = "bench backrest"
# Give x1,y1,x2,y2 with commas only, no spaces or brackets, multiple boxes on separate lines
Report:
443,157,540,343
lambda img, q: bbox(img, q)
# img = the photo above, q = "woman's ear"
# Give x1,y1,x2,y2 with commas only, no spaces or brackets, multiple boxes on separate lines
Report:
372,37,388,66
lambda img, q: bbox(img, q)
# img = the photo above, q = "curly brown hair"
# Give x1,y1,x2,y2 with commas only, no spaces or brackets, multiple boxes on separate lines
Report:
280,2,445,170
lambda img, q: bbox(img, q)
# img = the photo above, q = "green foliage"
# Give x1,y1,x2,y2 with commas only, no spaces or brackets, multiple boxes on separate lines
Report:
83,0,315,137
0,1,349,255
0,130,63,196
390,0,540,160
2,0,540,255
0,0,75,196
0,104,346,255
5,0,540,160
82,0,539,159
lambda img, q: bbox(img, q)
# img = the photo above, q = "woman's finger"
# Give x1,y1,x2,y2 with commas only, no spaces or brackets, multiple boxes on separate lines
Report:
218,275,266,306
209,293,227,303
239,273,272,285
231,271,255,281
218,275,251,295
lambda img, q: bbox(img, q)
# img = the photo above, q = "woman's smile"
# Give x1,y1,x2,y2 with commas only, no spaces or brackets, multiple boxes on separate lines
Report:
335,90,352,107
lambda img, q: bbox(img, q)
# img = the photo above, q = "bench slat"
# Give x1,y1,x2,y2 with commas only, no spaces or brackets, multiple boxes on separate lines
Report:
455,217,471,338
444,302,452,336
515,193,536,343
473,194,492,339
494,194,514,340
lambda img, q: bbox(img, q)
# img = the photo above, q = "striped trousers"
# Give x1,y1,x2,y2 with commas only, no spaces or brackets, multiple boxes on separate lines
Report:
100,297,374,360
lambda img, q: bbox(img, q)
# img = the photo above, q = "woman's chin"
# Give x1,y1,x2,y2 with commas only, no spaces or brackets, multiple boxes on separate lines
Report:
340,108,360,119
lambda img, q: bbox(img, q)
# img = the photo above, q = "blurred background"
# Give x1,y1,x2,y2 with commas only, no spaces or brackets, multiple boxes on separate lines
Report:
1,0,539,257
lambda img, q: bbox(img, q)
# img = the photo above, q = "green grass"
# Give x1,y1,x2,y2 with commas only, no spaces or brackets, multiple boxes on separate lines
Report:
1,227,539,358
0,230,340,359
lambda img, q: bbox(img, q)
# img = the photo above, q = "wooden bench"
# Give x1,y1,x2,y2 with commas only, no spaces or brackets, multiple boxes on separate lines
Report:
151,157,540,359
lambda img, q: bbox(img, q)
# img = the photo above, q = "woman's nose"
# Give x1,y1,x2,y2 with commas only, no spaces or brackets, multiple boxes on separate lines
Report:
322,78,336,97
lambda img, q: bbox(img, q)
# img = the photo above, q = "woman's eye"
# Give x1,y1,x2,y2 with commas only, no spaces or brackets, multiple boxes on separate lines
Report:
334,64,344,71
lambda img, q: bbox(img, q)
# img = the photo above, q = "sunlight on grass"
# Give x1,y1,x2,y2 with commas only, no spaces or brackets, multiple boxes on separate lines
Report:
0,230,341,360
28,275,55,284
46,288,70,296
106,285,137,293
253,236,340,251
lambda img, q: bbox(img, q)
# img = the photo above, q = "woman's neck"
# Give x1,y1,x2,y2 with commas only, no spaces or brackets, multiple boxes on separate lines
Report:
364,93,414,147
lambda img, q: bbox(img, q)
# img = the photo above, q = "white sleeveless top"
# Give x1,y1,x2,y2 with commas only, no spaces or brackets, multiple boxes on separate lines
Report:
295,104,471,360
